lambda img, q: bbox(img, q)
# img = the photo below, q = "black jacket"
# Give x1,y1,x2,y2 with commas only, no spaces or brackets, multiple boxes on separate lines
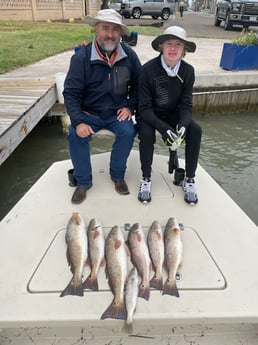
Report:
137,54,195,133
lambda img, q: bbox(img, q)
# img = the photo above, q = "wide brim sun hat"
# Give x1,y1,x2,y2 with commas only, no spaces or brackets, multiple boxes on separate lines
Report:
152,26,196,53
85,9,130,36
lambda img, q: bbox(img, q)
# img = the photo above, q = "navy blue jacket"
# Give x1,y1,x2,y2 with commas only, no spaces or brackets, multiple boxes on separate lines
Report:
63,41,142,127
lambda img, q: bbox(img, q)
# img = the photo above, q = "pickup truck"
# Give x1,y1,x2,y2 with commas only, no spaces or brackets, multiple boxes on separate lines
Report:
214,0,258,30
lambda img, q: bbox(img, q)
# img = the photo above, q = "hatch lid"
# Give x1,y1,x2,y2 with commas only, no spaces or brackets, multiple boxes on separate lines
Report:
28,225,225,293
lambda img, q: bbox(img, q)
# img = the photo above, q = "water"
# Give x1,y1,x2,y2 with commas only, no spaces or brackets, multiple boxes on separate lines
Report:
0,112,257,225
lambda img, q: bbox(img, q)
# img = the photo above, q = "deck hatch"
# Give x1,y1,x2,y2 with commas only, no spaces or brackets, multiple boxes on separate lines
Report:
27,225,226,293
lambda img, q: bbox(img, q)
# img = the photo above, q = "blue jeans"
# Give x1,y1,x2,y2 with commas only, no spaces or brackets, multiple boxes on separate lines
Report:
68,113,136,188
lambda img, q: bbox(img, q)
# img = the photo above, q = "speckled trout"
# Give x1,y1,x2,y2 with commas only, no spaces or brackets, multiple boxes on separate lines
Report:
122,266,139,334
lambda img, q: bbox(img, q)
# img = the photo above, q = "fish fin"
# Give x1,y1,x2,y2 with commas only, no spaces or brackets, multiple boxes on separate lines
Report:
72,212,81,225
93,229,100,239
150,275,163,290
60,279,84,297
136,233,142,242
157,232,162,240
66,249,73,269
122,321,133,334
124,242,130,256
82,274,98,291
138,284,150,301
85,256,90,266
162,279,180,297
114,239,122,250
100,299,126,320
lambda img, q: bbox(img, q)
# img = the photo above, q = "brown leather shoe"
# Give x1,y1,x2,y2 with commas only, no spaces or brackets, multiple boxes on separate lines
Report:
112,179,130,195
71,185,92,204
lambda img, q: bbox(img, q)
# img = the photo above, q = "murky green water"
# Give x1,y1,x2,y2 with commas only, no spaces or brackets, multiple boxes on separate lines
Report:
0,112,257,225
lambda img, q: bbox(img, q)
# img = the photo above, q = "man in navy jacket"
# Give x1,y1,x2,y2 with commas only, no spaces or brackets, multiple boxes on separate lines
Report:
64,9,141,204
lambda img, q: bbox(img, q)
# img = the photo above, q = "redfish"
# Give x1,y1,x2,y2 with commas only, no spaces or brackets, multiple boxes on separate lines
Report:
127,222,151,300
147,220,164,290
83,218,105,291
163,217,183,297
60,212,88,297
101,225,128,320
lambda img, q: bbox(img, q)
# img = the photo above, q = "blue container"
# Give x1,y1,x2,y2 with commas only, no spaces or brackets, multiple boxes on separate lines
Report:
121,31,138,46
220,43,258,71
74,46,82,53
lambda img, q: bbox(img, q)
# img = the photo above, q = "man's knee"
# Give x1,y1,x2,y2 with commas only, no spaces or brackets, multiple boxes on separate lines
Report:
118,123,136,139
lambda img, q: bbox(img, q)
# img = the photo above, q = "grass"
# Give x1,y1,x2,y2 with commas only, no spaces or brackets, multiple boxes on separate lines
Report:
0,20,162,74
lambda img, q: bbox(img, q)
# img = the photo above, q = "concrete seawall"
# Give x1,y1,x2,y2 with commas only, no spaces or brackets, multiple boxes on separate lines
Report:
1,35,258,115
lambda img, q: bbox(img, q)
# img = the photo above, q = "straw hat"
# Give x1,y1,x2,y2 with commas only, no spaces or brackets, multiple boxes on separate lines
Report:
85,9,130,36
152,26,196,53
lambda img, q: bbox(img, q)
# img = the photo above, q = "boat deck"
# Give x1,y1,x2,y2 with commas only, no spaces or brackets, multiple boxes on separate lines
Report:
0,150,257,344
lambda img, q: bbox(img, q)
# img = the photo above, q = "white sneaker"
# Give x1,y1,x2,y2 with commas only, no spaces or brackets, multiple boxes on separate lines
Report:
138,179,151,203
182,178,198,205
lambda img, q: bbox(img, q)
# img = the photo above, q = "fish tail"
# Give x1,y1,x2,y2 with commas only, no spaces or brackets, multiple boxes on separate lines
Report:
82,274,98,291
150,274,163,290
100,299,126,320
122,320,133,334
138,284,150,300
60,279,84,297
162,279,180,297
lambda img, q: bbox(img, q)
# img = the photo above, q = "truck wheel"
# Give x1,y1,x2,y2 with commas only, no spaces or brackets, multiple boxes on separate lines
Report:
132,8,141,19
214,13,221,26
161,8,170,20
224,13,232,30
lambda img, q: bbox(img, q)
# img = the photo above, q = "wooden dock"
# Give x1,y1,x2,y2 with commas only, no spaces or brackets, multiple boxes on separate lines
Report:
1,75,258,167
0,77,57,166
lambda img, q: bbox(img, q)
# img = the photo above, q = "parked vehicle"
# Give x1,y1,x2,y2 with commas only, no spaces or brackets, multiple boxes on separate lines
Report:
214,0,258,30
108,0,122,12
120,0,176,20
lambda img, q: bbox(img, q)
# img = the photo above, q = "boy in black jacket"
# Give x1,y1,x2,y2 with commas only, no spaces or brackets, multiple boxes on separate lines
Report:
137,26,202,205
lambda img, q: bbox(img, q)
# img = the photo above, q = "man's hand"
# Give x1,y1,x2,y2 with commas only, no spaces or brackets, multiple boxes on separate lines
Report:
117,107,132,121
76,123,95,138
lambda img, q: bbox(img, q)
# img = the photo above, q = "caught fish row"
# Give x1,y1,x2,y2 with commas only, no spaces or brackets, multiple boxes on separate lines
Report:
60,213,183,334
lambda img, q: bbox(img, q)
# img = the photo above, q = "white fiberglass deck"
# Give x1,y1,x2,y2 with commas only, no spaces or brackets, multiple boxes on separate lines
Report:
0,150,257,344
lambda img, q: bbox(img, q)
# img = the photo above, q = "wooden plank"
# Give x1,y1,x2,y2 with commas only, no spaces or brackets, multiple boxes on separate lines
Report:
0,90,49,96
0,77,57,166
0,97,38,103
0,78,54,87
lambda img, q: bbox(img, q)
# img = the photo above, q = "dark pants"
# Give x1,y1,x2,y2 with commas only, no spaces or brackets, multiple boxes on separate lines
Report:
138,120,202,179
